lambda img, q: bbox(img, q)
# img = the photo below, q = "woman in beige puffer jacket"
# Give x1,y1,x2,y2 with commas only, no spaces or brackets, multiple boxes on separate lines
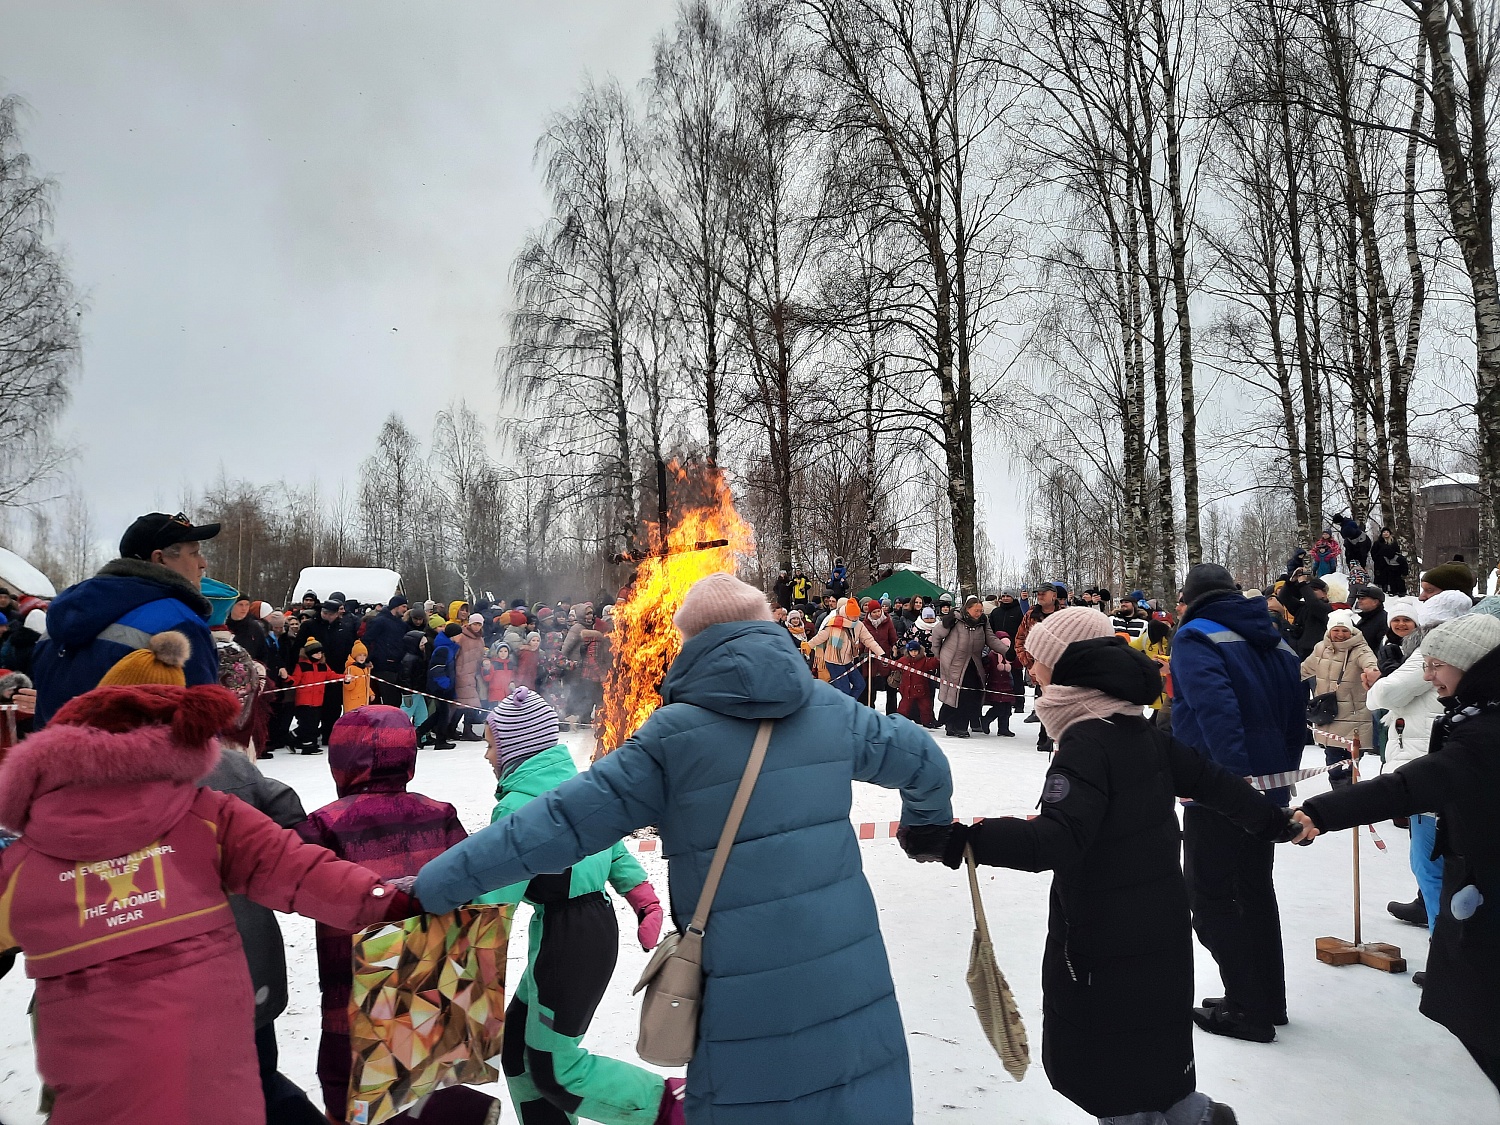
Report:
1301,608,1380,756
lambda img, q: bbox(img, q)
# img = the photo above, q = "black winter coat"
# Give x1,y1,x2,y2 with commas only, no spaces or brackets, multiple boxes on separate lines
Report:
1303,644,1500,1058
1280,580,1331,660
362,608,408,683
990,600,1024,640
967,712,1286,1116
202,749,307,1028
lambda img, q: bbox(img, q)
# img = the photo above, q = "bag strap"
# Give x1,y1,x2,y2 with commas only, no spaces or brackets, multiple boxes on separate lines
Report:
965,846,991,944
687,719,773,936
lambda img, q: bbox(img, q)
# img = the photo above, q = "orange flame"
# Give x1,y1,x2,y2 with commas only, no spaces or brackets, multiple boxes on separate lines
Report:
595,465,754,755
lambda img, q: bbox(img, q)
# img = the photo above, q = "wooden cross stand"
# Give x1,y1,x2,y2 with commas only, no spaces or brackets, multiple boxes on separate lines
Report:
1312,733,1406,973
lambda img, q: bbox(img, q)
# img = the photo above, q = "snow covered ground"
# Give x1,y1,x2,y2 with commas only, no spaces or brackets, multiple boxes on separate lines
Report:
3,714,1496,1123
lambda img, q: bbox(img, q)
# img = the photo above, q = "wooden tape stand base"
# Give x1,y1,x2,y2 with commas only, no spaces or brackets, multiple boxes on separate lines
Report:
1314,937,1406,973
1314,752,1405,974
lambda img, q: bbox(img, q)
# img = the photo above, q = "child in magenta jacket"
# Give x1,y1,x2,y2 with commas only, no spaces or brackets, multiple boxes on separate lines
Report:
0,683,414,1125
296,706,485,1123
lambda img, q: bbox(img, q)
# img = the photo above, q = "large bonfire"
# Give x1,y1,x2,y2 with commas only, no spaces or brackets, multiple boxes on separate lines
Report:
594,465,754,756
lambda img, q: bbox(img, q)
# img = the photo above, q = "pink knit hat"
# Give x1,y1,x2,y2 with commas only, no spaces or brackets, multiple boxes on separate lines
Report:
1024,606,1114,670
674,573,774,639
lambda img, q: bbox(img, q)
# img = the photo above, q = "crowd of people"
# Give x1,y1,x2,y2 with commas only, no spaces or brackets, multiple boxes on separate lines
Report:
0,509,1495,1125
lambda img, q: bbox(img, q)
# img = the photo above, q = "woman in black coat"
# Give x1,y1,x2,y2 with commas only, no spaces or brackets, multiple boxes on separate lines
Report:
1296,612,1500,1090
903,608,1301,1124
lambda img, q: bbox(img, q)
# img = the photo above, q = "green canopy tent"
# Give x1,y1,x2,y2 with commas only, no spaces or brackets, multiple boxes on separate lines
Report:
853,570,950,604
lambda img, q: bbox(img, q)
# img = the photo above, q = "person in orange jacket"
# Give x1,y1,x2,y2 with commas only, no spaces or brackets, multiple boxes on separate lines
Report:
343,640,374,714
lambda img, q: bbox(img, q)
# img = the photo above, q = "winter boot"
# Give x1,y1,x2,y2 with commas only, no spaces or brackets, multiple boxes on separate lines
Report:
1200,995,1287,1026
1192,1002,1275,1043
1023,710,1040,724
1388,891,1427,927
655,1078,686,1125
1208,1103,1239,1125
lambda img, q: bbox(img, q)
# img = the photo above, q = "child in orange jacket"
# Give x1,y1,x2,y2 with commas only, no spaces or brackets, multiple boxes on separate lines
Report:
343,640,374,714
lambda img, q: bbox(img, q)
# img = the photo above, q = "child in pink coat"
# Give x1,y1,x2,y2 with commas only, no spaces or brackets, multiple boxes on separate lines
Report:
0,683,415,1125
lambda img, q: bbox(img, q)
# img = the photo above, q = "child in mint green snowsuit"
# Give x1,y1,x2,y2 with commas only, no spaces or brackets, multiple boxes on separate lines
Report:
475,688,679,1125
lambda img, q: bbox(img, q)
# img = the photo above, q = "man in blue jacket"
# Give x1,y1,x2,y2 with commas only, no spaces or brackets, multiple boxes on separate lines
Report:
32,512,220,726
1171,563,1305,1044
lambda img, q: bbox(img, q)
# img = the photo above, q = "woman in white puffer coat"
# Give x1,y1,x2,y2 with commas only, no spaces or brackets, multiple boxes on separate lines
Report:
1371,589,1480,930
1369,597,1437,767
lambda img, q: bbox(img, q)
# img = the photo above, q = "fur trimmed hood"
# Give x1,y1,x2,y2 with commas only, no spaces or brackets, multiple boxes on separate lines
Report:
0,719,221,837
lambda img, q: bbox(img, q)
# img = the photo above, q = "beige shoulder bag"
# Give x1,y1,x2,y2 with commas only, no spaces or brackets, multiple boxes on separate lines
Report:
633,719,773,1067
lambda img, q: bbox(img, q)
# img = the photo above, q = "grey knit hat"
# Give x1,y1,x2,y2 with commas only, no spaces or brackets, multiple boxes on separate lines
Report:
486,687,561,775
1423,614,1500,673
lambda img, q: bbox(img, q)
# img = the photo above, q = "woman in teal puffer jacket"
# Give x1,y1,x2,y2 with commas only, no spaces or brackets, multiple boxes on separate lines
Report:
414,573,953,1125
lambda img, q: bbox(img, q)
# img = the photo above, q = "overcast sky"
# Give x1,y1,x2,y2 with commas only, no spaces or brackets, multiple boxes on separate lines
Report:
0,0,1026,569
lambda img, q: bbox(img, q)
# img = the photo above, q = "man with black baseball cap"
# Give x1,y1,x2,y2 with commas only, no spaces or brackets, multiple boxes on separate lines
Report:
117,511,222,588
31,511,222,726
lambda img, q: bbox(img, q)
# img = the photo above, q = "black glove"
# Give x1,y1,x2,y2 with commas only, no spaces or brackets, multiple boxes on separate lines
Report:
941,821,975,869
1266,807,1313,845
897,822,957,863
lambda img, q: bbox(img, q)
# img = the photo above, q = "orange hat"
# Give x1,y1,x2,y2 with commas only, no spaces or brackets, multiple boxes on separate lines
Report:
843,598,862,618
99,632,191,687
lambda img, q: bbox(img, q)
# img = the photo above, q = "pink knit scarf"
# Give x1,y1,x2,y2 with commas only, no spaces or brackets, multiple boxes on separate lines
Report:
1035,684,1144,742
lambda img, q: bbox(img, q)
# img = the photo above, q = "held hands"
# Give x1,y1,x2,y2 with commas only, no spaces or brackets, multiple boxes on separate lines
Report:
1276,809,1319,845
897,821,974,869
624,882,665,951
1360,668,1381,690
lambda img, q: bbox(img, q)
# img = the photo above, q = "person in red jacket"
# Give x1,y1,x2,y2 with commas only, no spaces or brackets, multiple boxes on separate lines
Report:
893,636,940,728
0,682,413,1125
297,706,489,1124
290,639,345,753
862,597,902,713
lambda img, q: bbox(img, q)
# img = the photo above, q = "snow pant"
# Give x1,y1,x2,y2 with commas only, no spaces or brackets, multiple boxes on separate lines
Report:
826,661,866,699
267,693,294,752
981,703,1012,733
1345,542,1370,569
866,671,898,713
1410,814,1445,933
319,681,343,744
1098,1090,1212,1125
255,1023,326,1125
417,687,454,744
899,694,935,727
940,664,984,735
502,892,663,1125
292,705,323,750
1375,569,1407,596
1182,804,1287,1024
375,675,404,707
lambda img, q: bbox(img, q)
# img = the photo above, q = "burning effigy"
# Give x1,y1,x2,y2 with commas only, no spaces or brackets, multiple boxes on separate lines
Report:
594,465,754,756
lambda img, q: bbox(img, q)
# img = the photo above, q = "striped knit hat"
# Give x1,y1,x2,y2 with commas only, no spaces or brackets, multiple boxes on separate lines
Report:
486,687,561,775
